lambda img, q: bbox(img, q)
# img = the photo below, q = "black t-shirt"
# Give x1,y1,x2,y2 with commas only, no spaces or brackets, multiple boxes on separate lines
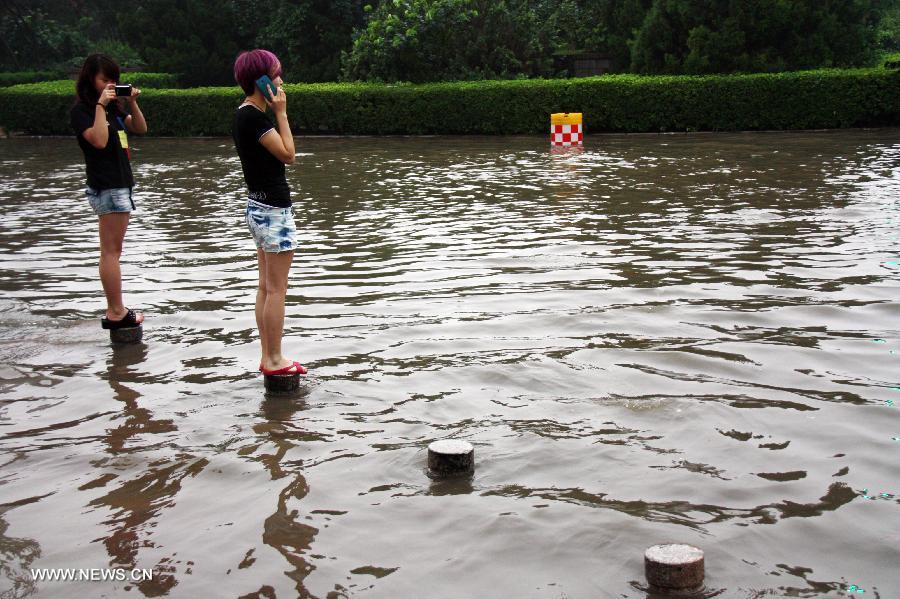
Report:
70,102,134,190
233,105,290,207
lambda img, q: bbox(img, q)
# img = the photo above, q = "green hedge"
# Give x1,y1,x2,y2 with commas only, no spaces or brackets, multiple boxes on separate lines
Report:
0,71,178,89
1,68,897,136
121,72,182,88
0,71,65,87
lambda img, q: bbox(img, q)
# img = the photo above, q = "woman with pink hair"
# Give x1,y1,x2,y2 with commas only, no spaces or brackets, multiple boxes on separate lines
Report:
232,49,305,377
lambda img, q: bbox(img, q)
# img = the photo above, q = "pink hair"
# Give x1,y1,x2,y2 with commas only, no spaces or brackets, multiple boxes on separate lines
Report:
234,49,282,95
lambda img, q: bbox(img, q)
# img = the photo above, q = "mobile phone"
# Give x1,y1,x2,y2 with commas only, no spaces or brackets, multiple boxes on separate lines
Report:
255,75,277,101
115,84,133,97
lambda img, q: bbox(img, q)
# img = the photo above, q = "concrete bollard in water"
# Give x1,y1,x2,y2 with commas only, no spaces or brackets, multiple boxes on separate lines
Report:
427,440,474,478
264,374,301,394
110,325,143,344
645,544,704,592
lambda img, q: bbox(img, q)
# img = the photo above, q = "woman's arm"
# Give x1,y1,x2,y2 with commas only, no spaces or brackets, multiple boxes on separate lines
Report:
81,84,115,149
124,87,147,134
259,87,295,164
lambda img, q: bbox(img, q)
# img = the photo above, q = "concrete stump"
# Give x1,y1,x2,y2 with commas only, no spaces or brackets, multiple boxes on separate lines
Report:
264,374,300,394
428,440,474,478
645,544,704,592
110,325,143,344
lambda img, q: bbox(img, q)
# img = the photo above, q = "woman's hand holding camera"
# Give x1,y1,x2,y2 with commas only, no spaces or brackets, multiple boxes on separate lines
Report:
98,84,116,106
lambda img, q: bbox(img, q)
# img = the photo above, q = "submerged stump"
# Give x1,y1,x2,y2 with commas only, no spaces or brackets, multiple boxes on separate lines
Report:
264,374,300,394
110,325,143,344
427,440,474,478
645,544,704,592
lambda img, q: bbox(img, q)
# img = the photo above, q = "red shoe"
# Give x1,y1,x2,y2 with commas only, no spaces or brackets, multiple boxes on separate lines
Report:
261,361,307,376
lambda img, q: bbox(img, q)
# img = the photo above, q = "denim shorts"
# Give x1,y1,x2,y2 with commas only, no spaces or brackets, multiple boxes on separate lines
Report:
246,199,297,253
86,187,135,216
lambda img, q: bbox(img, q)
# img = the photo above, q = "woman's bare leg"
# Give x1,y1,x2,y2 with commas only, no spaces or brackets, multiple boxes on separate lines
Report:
255,248,269,364
260,249,294,371
98,212,142,323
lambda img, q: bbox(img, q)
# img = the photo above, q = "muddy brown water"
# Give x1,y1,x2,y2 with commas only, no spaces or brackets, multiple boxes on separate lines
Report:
0,131,898,598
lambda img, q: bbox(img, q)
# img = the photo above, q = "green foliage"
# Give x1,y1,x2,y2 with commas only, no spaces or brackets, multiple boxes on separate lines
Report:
341,0,562,82
119,73,182,88
0,72,179,90
630,0,883,74
0,82,242,135
0,71,65,86
251,0,369,82
0,80,76,135
118,0,243,86
0,71,177,101
877,1,900,53
66,39,146,72
555,0,653,71
118,0,368,84
2,0,898,84
0,6,90,70
2,68,896,136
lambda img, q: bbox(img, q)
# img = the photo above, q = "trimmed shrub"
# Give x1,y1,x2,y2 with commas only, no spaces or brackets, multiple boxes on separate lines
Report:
0,71,65,87
1,68,897,136
121,72,182,88
0,71,179,90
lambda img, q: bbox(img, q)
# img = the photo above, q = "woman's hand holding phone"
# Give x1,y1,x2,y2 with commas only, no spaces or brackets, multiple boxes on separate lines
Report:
255,75,286,115
267,85,287,116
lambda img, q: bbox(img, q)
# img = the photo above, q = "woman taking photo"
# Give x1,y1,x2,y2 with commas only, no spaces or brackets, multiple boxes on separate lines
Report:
70,53,147,330
232,49,306,377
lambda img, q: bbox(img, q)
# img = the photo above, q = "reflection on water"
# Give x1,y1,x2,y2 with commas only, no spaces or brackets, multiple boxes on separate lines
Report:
0,131,898,597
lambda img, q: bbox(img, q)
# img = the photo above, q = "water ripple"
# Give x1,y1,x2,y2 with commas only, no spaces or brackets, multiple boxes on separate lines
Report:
0,131,897,597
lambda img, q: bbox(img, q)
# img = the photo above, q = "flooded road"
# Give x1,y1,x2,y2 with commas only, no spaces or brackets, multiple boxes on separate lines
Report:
0,131,898,598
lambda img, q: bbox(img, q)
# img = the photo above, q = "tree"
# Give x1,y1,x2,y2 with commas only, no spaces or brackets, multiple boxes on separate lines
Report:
1,0,895,82
630,0,883,74
117,0,245,85
341,0,563,82
253,0,368,82
555,0,653,72
0,1,90,71
875,0,899,54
